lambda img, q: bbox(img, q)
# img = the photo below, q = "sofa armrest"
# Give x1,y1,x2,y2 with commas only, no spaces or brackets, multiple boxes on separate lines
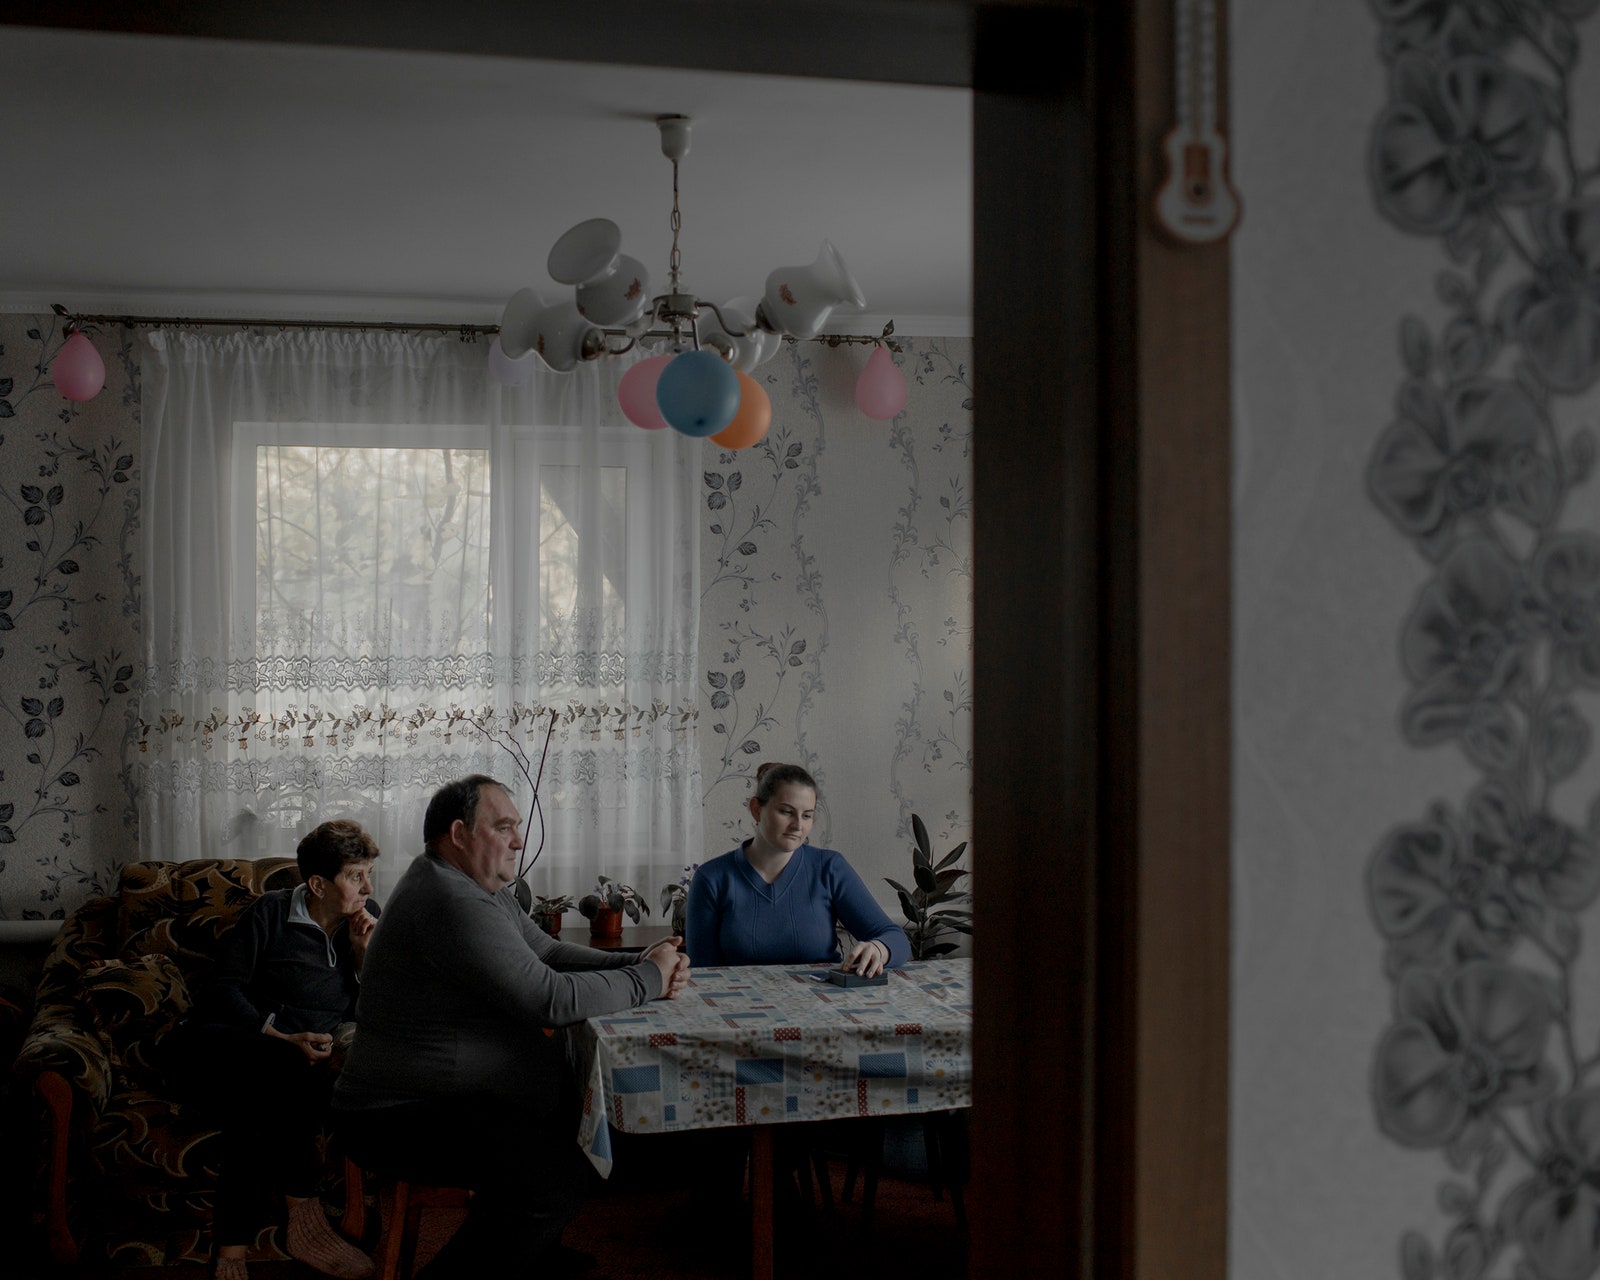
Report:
10,899,117,1265
13,1001,113,1116
14,999,113,1263
15,896,120,1107
32,1071,80,1264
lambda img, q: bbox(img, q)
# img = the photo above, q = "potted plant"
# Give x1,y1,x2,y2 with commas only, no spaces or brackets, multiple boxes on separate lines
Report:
658,864,699,935
530,893,576,936
886,814,972,960
579,876,650,939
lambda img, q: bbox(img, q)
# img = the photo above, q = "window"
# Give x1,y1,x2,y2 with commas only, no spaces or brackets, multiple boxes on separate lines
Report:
247,433,493,674
537,463,628,694
140,331,700,901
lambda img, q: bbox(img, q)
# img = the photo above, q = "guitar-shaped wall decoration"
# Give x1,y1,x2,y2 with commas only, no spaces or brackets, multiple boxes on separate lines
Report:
1155,0,1240,244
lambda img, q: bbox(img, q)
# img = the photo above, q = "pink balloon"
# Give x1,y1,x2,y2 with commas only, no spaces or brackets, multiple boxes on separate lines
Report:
855,344,907,420
618,355,673,430
54,331,106,402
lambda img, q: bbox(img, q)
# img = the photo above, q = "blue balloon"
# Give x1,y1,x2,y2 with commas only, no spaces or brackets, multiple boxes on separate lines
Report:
656,349,740,437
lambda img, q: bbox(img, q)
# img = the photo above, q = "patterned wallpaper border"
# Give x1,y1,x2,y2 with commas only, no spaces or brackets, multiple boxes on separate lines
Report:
1362,7,1600,1278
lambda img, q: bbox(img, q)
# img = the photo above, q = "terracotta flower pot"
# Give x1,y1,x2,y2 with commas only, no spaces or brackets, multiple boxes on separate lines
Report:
589,906,624,939
537,913,562,936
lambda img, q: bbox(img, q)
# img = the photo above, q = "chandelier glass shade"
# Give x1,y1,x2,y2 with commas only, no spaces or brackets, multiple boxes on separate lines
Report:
489,114,904,447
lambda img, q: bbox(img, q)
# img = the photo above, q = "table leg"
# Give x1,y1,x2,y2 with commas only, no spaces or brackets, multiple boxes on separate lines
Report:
750,1125,775,1280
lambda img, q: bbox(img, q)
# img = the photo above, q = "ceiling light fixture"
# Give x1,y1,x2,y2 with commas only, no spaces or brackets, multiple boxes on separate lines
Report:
488,114,908,447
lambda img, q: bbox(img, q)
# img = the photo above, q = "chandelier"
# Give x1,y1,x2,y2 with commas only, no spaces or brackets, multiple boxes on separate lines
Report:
487,114,908,448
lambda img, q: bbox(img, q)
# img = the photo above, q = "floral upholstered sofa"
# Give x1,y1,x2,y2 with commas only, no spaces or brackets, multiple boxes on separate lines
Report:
12,858,360,1266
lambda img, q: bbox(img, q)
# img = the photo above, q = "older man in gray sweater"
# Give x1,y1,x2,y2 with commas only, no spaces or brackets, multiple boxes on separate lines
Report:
333,774,688,1278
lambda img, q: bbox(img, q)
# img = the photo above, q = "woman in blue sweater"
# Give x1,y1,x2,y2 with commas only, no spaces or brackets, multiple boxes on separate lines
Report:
686,762,909,973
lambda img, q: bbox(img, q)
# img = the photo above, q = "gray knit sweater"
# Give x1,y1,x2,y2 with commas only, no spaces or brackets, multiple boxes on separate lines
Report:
334,852,661,1110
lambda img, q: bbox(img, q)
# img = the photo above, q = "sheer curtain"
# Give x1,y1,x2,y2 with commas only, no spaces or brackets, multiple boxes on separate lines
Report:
139,329,701,902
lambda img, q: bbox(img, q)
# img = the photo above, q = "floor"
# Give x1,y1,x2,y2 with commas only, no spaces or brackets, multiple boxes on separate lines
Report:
11,1130,967,1280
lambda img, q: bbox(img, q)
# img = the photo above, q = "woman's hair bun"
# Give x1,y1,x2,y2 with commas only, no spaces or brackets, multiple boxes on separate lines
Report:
751,761,817,805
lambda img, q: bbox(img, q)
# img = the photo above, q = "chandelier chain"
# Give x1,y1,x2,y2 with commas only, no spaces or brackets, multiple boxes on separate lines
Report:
668,157,683,293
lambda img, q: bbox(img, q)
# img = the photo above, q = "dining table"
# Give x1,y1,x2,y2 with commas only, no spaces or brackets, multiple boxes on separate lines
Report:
574,956,972,1280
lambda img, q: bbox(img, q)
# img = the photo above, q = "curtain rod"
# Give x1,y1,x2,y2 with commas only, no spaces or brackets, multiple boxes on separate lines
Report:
51,303,494,341
49,303,902,350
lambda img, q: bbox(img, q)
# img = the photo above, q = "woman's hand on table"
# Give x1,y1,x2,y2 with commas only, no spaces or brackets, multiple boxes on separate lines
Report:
644,938,692,999
844,939,890,978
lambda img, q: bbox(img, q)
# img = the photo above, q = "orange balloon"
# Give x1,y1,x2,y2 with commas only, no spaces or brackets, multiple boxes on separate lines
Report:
710,373,772,449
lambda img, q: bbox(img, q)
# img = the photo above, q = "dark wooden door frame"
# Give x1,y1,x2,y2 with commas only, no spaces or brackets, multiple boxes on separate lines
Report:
5,3,1231,1276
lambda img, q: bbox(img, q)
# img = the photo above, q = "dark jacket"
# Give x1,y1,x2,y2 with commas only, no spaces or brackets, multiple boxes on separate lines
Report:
193,887,380,1035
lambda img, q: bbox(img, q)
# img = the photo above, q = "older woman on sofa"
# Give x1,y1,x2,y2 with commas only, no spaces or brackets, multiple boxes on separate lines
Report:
170,819,381,1280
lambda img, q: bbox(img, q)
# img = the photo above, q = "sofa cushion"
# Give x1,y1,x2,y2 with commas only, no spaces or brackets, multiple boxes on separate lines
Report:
117,859,299,984
89,1086,223,1193
81,954,191,1084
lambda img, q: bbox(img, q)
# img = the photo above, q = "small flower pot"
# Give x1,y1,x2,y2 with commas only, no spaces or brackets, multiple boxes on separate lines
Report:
589,906,624,939
536,913,562,936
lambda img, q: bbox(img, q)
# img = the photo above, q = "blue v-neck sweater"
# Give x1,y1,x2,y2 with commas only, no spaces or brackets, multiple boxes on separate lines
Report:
685,842,910,969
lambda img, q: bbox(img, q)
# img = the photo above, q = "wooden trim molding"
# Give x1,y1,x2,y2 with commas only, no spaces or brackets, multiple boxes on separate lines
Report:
969,4,1099,1275
35,1070,79,1265
970,2,1230,1277
1124,0,1232,1273
0,0,974,87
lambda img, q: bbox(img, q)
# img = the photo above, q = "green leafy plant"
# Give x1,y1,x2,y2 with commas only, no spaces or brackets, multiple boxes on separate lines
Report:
579,876,650,924
658,863,699,928
529,893,576,935
886,814,971,959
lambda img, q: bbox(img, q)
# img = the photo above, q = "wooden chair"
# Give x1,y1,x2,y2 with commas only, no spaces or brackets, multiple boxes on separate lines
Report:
840,1111,968,1227
343,1158,472,1280
778,1131,836,1221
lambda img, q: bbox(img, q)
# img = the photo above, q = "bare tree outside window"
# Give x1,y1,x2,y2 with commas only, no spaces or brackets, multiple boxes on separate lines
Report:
255,444,491,657
537,463,627,704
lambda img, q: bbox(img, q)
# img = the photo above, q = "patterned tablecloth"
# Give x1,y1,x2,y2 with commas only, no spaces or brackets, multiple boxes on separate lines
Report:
575,958,972,1175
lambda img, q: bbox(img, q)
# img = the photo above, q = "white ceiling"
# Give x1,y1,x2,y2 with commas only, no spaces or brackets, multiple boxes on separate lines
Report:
1,27,972,334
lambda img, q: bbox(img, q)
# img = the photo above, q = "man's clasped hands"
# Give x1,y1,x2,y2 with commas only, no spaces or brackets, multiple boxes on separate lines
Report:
641,937,692,999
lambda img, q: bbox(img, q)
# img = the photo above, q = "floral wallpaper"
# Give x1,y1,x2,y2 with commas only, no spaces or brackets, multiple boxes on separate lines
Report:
1226,0,1600,1273
698,337,973,910
0,314,142,919
0,317,971,927
1360,5,1600,1280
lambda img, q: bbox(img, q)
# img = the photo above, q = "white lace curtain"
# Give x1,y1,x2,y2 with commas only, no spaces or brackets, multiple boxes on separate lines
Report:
139,329,702,902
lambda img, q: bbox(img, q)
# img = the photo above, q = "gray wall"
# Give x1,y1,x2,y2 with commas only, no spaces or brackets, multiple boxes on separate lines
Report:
695,337,974,914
